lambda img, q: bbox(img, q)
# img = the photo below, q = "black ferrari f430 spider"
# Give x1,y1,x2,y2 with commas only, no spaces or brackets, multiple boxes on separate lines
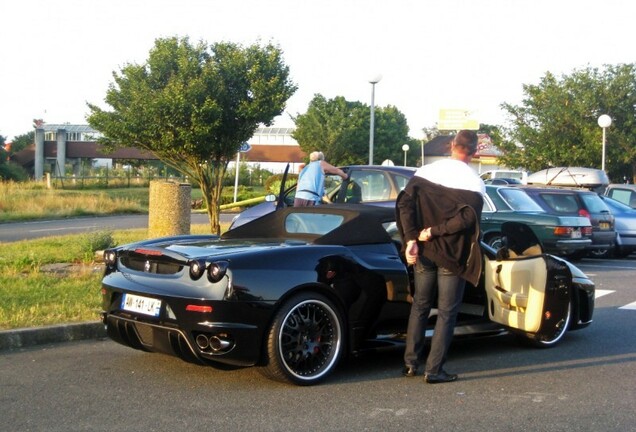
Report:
101,204,595,385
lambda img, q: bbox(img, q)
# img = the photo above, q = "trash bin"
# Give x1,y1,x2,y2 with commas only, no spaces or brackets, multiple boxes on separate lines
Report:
148,180,191,238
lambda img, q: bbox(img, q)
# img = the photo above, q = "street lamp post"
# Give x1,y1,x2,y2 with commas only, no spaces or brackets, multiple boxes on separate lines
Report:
598,114,612,172
402,144,410,166
368,75,382,165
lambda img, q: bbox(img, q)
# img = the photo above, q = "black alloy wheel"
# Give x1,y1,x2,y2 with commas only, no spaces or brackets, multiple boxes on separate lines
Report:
261,292,344,385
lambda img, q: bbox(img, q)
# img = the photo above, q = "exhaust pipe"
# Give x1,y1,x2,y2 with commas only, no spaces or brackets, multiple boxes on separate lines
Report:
195,334,210,350
209,336,232,352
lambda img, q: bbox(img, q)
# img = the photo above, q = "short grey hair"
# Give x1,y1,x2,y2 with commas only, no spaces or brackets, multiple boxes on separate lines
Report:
309,151,325,162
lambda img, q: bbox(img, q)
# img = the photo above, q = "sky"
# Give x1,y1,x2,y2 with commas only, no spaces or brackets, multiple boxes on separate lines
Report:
1,0,634,142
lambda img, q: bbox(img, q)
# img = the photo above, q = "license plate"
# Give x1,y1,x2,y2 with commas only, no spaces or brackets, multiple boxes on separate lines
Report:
571,229,582,238
599,222,610,230
121,293,162,317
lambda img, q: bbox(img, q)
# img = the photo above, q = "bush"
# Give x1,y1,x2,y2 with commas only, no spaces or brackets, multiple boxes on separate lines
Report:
264,173,298,195
80,230,116,262
0,162,29,181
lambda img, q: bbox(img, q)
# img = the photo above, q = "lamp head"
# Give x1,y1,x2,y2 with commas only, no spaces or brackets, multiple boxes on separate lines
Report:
598,114,612,128
369,74,382,84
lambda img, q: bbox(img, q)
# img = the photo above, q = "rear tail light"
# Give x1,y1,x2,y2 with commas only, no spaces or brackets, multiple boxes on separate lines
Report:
207,261,228,283
582,226,593,236
553,227,573,236
189,260,206,280
188,260,229,282
578,209,591,219
103,250,117,266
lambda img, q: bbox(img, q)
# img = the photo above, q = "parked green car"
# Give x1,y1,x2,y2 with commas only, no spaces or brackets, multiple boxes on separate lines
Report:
482,185,593,257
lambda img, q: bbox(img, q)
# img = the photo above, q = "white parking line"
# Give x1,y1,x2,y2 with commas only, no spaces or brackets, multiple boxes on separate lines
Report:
595,290,614,299
619,302,636,310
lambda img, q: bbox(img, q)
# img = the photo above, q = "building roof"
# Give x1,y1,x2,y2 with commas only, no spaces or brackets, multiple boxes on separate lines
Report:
424,136,453,156
243,144,306,163
42,124,98,133
11,142,306,166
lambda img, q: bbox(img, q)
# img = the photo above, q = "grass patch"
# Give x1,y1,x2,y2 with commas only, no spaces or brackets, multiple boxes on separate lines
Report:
0,181,265,222
0,223,223,330
0,183,151,222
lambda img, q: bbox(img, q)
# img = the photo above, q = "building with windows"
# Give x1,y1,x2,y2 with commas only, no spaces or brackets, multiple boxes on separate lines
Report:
13,124,307,179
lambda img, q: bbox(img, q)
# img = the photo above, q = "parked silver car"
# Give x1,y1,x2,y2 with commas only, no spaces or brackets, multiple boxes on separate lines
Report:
230,165,416,229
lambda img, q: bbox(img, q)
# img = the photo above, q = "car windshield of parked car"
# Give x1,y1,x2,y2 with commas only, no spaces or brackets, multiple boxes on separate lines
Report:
498,189,544,211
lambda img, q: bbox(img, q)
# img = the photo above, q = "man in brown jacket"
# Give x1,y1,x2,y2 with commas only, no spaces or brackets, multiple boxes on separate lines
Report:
396,130,485,384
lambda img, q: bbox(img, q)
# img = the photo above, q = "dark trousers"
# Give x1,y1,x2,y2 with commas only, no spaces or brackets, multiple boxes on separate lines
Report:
404,257,466,375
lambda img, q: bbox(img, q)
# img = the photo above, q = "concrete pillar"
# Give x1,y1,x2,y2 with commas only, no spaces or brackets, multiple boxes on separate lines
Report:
73,159,82,176
56,128,66,177
148,180,191,238
35,128,44,180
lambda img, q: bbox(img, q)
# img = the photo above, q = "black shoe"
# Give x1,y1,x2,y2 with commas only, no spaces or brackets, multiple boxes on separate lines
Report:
402,366,417,377
425,370,458,384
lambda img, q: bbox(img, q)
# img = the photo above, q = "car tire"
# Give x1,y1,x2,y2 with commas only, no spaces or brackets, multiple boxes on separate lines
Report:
260,292,344,385
519,297,572,348
589,248,612,259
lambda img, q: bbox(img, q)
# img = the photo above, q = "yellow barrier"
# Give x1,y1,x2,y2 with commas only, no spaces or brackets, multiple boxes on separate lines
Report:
219,195,268,210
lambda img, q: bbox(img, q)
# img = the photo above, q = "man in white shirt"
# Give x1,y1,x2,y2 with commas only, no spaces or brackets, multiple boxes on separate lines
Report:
396,130,485,384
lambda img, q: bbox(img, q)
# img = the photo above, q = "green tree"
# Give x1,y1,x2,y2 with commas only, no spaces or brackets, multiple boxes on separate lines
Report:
87,37,296,233
373,105,417,165
292,95,368,165
292,94,413,166
0,134,29,181
497,64,636,181
10,131,34,154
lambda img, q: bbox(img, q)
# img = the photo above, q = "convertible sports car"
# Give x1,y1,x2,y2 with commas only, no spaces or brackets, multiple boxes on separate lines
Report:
101,204,595,385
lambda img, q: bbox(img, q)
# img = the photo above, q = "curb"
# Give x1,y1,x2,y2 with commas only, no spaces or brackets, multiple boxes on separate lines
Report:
0,321,107,351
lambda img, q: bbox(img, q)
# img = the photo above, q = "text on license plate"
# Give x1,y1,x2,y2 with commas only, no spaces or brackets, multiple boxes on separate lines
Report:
571,229,582,238
599,222,610,230
121,293,162,317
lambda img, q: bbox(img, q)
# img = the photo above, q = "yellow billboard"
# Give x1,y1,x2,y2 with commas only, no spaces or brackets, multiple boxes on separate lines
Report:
438,109,479,131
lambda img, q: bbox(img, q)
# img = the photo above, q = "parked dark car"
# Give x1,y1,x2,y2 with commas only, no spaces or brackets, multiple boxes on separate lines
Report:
599,195,636,258
521,186,616,258
482,185,593,256
229,165,416,229
101,204,595,385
